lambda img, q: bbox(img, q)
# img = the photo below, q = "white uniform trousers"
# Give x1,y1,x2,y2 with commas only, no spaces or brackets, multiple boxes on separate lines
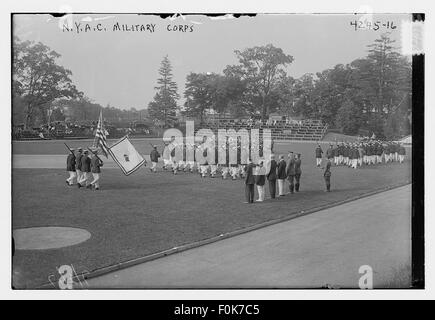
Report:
91,173,100,188
67,171,76,185
256,185,265,202
277,179,285,196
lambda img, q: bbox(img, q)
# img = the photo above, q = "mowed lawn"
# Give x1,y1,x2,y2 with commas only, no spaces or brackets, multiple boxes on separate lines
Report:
12,140,412,288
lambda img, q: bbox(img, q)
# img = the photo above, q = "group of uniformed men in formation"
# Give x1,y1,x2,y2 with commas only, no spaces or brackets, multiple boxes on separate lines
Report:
65,138,407,195
66,147,104,190
149,138,271,181
315,140,407,169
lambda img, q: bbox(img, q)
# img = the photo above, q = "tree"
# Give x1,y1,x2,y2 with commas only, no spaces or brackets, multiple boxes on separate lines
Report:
336,99,363,135
148,55,179,127
183,72,246,120
13,37,79,129
350,33,411,136
224,44,294,120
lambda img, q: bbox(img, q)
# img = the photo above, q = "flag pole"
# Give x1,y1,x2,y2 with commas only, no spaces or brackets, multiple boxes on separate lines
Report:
93,109,103,148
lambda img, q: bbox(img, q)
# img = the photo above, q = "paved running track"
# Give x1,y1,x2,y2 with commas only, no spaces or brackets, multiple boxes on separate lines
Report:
86,184,411,289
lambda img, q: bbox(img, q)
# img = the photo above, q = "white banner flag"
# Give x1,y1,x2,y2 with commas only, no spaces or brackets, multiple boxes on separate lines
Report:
109,136,145,175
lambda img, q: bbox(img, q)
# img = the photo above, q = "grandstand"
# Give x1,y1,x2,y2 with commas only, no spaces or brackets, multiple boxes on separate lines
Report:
195,118,328,141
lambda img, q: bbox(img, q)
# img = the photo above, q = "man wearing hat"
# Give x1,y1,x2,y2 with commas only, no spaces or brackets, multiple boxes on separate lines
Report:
277,154,287,196
326,144,334,162
315,143,323,167
244,159,256,204
255,159,266,202
66,147,76,186
78,150,91,188
294,153,302,192
149,145,160,173
90,149,104,190
323,156,332,192
286,152,296,194
266,154,278,199
75,148,83,185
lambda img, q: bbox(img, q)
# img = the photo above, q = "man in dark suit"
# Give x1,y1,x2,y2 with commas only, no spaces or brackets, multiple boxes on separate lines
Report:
294,153,302,192
244,159,256,203
286,152,296,194
323,156,332,192
266,154,277,199
277,155,287,196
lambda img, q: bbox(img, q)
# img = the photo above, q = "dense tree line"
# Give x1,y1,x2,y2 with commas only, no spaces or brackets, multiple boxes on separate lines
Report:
13,34,411,140
182,35,411,139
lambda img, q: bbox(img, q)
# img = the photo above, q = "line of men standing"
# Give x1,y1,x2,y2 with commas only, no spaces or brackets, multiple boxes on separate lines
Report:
243,152,302,204
66,147,104,190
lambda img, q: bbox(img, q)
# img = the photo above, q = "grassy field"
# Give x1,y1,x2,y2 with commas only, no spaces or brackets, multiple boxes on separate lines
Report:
12,139,412,288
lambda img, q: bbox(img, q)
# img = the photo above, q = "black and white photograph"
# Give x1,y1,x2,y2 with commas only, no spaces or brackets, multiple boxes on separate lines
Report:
3,0,429,300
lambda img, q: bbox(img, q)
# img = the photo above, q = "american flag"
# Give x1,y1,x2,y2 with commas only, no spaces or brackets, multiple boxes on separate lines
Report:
95,110,109,158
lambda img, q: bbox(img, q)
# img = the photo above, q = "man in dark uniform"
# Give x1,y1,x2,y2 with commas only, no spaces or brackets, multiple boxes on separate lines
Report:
75,148,83,185
244,159,256,203
315,144,323,167
266,154,277,199
90,149,104,190
79,150,91,188
277,155,287,196
343,143,350,166
294,153,302,192
377,142,384,164
323,156,332,192
333,144,339,166
338,142,344,165
66,148,76,186
398,144,406,163
286,152,296,194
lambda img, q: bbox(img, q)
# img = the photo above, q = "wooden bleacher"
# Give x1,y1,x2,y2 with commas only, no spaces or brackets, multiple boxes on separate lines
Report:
195,119,328,141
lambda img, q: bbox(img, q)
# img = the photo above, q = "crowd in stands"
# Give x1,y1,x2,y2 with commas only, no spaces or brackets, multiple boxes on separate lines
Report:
12,121,152,140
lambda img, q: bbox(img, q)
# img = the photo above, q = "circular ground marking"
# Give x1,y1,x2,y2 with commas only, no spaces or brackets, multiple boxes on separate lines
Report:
13,227,91,250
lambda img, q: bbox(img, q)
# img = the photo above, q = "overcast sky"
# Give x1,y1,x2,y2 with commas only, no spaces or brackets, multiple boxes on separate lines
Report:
13,13,411,110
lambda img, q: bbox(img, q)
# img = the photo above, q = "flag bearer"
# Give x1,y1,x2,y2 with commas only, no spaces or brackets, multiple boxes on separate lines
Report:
90,149,104,190
78,150,91,188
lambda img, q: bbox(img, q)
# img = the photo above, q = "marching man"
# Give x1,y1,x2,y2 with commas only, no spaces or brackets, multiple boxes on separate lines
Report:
149,145,160,173
162,142,171,171
315,143,323,167
66,147,76,186
90,149,104,190
78,150,91,188
399,144,406,163
75,148,83,185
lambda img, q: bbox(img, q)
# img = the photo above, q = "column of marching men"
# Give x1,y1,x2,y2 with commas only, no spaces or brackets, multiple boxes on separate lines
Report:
65,138,407,194
146,137,314,203
314,140,407,169
65,147,104,190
